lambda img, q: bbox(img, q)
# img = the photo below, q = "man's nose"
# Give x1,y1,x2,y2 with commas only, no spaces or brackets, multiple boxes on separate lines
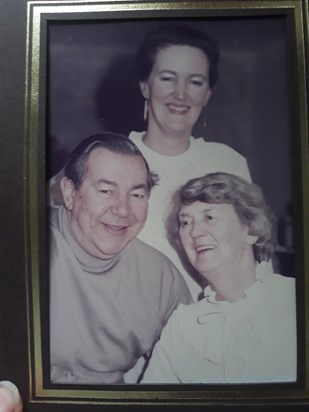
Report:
111,195,130,218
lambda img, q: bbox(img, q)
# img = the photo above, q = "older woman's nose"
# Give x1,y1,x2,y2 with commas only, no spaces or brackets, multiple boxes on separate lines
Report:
190,221,205,238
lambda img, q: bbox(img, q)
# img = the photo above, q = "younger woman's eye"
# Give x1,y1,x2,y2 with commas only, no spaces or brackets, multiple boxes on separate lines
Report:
189,76,207,87
159,74,175,82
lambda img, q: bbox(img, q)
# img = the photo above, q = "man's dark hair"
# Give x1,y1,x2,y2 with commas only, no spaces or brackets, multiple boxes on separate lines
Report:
64,132,158,194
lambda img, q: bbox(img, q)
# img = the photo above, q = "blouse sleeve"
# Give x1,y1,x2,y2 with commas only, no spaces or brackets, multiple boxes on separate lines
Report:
141,311,182,384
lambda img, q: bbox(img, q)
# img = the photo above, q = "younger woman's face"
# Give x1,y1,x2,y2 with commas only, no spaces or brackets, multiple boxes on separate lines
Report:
140,45,212,138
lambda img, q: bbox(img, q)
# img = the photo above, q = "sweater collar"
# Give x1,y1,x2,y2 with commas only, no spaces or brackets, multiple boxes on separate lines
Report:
59,206,120,274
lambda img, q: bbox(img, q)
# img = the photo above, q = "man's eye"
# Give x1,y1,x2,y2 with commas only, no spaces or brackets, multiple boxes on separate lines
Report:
131,191,146,199
99,189,112,194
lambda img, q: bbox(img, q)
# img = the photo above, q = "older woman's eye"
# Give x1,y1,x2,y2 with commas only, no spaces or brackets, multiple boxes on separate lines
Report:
179,219,192,228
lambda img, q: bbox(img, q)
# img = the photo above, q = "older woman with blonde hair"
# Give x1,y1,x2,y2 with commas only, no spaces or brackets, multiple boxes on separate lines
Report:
142,172,296,384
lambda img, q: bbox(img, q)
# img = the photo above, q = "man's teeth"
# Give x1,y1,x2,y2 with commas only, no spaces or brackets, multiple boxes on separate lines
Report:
106,224,126,231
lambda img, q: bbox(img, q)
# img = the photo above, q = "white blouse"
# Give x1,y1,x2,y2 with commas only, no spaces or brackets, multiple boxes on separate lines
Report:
142,263,297,384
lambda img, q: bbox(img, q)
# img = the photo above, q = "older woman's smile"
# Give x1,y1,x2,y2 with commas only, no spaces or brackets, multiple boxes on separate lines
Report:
195,244,216,254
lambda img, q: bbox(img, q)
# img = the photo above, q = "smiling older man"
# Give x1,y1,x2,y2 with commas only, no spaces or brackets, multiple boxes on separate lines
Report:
49,132,192,384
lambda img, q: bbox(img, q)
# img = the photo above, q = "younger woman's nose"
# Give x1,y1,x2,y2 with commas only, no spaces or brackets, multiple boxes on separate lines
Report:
173,79,186,100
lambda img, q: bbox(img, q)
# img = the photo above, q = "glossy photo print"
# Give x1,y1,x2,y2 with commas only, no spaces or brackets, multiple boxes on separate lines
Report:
1,1,308,411
47,17,297,385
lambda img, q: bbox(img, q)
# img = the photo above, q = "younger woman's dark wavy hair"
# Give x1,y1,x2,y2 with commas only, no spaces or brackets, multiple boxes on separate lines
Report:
135,23,220,89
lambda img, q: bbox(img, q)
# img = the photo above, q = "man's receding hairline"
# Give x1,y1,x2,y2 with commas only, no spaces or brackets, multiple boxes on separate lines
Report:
82,146,148,181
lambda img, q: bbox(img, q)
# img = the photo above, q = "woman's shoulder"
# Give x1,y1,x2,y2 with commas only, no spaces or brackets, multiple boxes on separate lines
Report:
128,130,144,143
257,263,295,287
256,266,296,306
191,137,245,158
267,272,295,291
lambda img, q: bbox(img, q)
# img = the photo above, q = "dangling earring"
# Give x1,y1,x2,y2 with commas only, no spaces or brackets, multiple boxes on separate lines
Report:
144,99,148,122
203,105,207,128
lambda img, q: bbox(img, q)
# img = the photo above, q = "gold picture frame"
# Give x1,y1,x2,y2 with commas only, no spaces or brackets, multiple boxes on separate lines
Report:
1,0,308,410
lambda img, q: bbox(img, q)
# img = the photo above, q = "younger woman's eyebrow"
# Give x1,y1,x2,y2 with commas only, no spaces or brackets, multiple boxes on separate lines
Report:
159,70,207,79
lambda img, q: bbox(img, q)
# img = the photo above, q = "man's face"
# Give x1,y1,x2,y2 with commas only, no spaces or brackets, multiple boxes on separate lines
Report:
62,148,149,259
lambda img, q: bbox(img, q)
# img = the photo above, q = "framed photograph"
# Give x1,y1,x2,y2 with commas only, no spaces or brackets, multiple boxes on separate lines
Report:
1,0,308,411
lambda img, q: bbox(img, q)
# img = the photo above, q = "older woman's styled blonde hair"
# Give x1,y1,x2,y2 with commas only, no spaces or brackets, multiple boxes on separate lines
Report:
167,172,277,263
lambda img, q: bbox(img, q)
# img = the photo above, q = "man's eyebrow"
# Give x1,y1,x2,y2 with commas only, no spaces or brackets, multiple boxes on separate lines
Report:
95,180,147,191
96,178,117,187
131,183,147,191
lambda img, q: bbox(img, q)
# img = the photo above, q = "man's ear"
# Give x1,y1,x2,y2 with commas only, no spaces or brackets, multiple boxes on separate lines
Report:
60,177,76,210
139,81,150,99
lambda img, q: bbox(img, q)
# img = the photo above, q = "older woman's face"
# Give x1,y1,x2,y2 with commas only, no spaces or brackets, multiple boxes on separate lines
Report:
140,45,212,138
178,201,256,279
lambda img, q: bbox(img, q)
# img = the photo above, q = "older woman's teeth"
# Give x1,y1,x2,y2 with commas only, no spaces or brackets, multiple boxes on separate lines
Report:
196,245,215,253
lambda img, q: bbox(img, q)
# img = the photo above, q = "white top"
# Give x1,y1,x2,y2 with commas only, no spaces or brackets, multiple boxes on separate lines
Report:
142,264,297,384
129,131,251,300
